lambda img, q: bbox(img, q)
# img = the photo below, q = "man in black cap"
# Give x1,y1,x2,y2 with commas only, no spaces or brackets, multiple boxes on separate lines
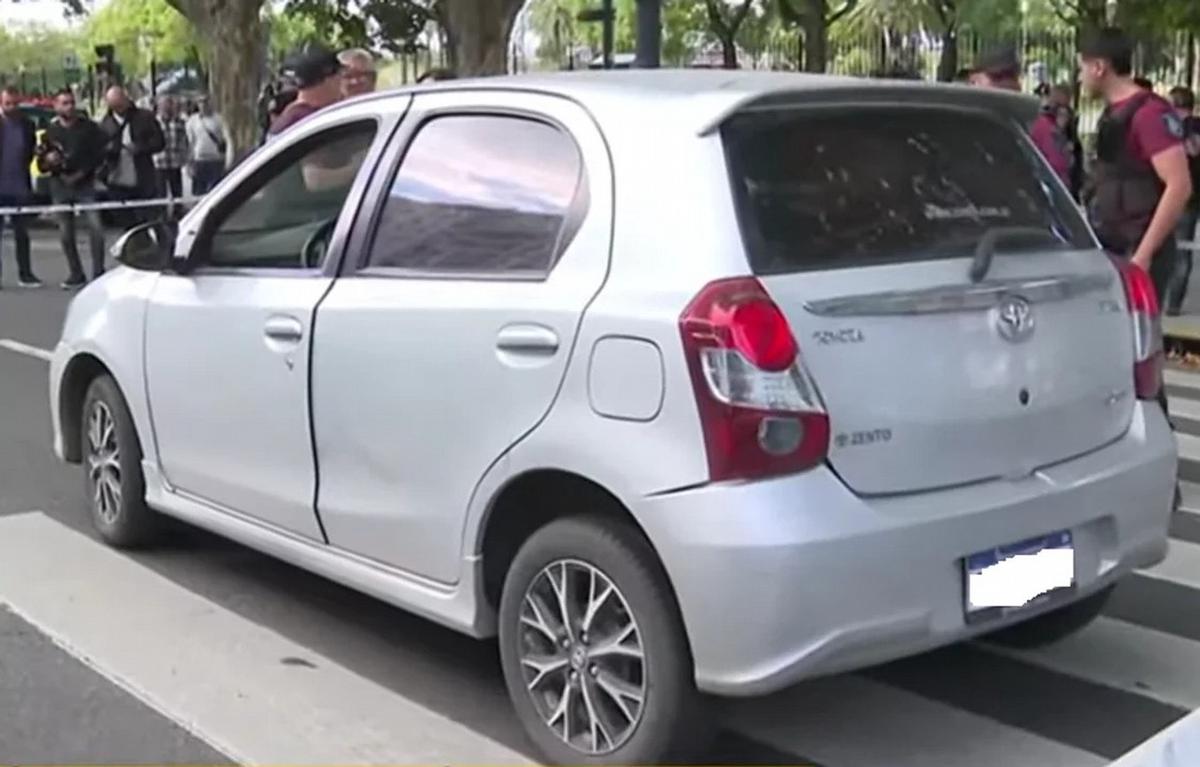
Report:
268,43,343,138
969,46,1021,91
969,46,1074,192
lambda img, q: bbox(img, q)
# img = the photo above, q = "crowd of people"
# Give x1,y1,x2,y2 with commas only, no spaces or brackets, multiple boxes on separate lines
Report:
0,43,456,291
0,82,237,289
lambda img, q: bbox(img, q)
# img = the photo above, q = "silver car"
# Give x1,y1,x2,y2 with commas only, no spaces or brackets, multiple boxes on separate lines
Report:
50,71,1177,764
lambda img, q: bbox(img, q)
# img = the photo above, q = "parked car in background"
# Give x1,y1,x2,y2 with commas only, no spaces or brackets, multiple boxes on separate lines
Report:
49,71,1178,764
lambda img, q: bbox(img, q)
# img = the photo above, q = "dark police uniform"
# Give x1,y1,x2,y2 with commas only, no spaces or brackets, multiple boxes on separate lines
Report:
1086,90,1187,300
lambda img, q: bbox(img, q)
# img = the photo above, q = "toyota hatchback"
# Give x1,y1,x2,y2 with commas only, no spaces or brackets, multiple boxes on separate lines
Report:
50,71,1177,764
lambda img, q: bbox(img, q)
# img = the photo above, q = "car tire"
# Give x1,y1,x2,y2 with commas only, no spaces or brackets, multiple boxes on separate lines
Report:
498,514,709,765
986,585,1115,649
81,374,158,548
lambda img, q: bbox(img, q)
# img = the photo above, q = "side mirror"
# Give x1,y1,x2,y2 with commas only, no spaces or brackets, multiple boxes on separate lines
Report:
111,222,175,272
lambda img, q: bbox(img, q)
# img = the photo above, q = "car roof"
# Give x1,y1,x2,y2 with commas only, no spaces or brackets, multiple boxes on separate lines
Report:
355,69,1040,135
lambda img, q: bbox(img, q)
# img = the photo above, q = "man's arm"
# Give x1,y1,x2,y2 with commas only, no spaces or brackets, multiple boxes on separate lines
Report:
1132,144,1193,272
138,112,166,155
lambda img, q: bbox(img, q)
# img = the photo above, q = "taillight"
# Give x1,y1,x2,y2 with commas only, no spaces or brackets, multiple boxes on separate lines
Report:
680,277,829,482
1110,256,1163,400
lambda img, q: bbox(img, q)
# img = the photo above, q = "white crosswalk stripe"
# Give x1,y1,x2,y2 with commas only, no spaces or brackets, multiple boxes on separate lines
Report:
1143,538,1200,590
0,512,531,765
7,377,1200,765
723,675,1105,767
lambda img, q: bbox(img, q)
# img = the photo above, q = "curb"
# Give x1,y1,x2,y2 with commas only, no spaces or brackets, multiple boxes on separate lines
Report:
1109,708,1200,767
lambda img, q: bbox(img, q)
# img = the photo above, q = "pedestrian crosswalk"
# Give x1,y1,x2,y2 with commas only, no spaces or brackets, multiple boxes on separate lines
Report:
3,384,1200,766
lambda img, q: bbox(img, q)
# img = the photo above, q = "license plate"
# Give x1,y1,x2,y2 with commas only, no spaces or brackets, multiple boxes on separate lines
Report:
964,530,1075,618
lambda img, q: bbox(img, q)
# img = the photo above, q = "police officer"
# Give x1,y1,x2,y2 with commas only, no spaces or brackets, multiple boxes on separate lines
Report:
1080,27,1193,299
1082,28,1191,513
969,47,1074,191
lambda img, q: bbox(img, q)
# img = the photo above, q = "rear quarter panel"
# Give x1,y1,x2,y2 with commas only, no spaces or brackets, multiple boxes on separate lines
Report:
462,124,749,553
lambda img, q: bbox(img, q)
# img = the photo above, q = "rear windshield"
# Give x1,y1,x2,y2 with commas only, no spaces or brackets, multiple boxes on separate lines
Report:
721,107,1095,275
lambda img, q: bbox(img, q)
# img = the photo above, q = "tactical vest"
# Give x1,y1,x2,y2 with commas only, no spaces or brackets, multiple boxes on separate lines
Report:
1086,92,1164,253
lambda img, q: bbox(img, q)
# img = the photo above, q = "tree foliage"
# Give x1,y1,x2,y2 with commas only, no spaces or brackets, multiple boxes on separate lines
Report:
280,0,435,55
82,0,200,70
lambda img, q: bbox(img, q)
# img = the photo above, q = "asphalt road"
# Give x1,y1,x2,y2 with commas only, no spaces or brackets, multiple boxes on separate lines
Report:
2,230,1200,765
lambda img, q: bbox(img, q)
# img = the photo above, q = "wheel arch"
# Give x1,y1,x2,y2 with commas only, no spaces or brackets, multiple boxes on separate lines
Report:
58,352,115,464
475,468,689,643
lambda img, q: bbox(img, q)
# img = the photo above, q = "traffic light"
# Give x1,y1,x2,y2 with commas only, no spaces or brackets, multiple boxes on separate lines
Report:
94,44,115,78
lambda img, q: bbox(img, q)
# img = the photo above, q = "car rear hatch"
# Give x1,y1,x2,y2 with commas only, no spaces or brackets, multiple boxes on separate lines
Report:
720,104,1136,496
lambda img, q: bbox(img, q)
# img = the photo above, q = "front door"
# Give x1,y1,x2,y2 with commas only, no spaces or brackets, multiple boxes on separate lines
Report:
310,93,612,583
145,119,381,538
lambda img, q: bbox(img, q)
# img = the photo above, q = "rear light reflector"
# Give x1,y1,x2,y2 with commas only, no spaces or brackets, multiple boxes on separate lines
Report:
680,278,829,482
1110,256,1163,401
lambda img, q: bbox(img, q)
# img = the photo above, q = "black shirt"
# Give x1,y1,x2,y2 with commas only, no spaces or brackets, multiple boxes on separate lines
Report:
38,115,107,188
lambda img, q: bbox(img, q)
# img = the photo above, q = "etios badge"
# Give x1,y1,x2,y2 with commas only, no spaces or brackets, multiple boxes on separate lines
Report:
995,296,1035,343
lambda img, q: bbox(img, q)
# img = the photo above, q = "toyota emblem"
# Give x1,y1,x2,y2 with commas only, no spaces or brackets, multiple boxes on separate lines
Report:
995,296,1034,343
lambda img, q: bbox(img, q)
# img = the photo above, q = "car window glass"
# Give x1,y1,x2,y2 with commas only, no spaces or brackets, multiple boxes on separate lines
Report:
722,108,1094,275
367,114,583,275
205,121,377,270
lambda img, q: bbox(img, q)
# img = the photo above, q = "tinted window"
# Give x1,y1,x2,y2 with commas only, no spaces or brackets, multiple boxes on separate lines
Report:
367,115,583,274
722,108,1094,275
206,122,376,269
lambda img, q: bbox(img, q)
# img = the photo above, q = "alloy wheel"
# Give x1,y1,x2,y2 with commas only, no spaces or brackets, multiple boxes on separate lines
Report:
86,400,122,524
517,558,647,756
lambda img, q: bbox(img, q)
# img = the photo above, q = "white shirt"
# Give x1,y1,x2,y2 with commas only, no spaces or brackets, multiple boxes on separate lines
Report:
186,113,230,166
110,115,138,189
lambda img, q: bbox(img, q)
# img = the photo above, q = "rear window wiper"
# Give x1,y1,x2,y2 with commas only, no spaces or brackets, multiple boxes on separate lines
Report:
969,226,1067,283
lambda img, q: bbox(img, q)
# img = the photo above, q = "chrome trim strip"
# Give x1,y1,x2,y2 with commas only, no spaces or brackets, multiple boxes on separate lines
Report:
802,273,1114,317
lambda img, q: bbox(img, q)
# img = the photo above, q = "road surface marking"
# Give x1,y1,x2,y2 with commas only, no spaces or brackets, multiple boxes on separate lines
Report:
724,674,1104,767
1143,537,1200,590
0,511,531,765
0,339,52,362
986,616,1200,710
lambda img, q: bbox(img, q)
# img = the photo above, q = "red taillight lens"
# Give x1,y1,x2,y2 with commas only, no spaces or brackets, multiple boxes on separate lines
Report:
1111,256,1163,400
728,300,798,372
680,278,829,482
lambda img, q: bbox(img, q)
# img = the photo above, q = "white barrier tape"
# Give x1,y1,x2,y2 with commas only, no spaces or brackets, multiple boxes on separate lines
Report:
0,195,204,217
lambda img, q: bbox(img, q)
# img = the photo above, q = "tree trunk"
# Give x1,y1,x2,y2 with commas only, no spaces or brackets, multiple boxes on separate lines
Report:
167,0,265,161
442,0,526,76
802,11,825,73
937,28,958,82
720,35,738,69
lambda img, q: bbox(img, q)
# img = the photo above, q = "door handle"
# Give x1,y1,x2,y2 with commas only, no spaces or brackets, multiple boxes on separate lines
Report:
264,315,304,343
496,324,559,354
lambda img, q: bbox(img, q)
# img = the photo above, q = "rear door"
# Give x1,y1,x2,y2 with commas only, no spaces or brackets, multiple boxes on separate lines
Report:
310,91,611,584
721,105,1134,495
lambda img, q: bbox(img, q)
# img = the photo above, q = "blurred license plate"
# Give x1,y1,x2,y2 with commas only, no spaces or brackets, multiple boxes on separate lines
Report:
965,530,1075,615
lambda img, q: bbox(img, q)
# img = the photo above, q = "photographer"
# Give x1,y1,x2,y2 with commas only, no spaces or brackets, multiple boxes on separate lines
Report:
37,88,107,289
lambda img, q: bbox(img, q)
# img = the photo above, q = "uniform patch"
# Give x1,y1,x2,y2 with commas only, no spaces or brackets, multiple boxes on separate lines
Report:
1164,111,1186,139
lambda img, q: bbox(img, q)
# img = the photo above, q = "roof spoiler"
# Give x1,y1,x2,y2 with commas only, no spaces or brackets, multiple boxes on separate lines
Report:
696,81,1040,137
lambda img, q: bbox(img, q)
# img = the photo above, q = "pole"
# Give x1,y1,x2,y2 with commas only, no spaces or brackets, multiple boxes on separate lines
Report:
634,0,661,68
601,0,614,68
151,58,158,101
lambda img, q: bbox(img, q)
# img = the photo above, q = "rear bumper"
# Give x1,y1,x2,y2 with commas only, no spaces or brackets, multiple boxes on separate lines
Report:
634,401,1176,697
